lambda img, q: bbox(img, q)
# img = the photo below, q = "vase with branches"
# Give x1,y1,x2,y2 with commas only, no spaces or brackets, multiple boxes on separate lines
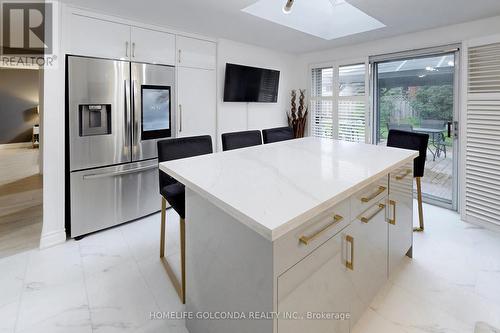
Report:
287,89,308,138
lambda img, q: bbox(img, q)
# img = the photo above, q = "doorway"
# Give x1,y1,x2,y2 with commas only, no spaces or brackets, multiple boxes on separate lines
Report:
0,67,43,258
372,48,460,210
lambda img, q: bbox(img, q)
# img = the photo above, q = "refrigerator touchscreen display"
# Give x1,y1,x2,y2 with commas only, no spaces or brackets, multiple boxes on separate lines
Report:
141,85,171,140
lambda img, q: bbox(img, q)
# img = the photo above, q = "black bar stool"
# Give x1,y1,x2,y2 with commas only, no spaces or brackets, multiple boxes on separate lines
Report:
387,129,429,232
221,130,262,151
262,126,294,144
157,135,213,304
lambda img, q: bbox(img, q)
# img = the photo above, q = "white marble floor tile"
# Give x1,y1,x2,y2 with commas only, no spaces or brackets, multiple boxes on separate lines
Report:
16,306,92,333
79,227,133,277
0,252,29,307
120,211,180,264
353,307,409,333
24,241,83,288
84,259,160,333
0,301,19,333
370,280,473,333
475,271,500,307
16,279,89,332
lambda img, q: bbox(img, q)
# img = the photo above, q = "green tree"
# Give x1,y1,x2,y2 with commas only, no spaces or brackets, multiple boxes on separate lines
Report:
409,85,453,121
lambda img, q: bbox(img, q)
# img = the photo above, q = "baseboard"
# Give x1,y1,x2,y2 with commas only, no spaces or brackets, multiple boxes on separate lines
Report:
0,142,33,150
39,229,67,249
464,215,500,234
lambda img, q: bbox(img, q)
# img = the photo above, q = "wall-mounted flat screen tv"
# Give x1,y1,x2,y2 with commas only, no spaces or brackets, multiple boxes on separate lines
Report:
223,63,280,103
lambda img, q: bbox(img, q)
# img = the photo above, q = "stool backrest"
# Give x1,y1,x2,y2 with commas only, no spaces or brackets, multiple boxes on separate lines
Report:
387,129,429,178
157,135,213,189
221,130,262,151
262,126,294,144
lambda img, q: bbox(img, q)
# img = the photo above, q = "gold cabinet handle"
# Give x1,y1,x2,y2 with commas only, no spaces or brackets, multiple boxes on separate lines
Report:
388,200,396,225
395,169,412,181
346,235,354,270
361,186,386,203
299,215,343,246
360,203,386,223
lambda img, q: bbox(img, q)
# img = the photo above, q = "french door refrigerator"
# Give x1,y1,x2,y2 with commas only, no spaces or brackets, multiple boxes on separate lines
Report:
67,56,175,238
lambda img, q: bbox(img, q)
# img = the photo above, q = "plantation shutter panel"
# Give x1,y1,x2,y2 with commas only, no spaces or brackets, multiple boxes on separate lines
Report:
310,63,368,142
338,64,368,143
311,67,334,139
465,41,500,227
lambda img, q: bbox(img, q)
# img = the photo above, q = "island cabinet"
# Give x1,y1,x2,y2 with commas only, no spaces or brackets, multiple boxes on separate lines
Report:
159,137,417,333
388,162,414,274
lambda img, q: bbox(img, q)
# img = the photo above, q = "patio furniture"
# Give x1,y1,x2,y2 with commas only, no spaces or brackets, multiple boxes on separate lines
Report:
420,119,447,158
387,123,413,132
413,127,446,161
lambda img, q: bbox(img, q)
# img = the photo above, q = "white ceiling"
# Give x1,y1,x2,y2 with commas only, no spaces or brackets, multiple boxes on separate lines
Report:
62,0,500,54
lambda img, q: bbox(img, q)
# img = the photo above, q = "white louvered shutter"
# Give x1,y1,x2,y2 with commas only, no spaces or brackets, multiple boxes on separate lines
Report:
465,42,500,227
311,67,334,139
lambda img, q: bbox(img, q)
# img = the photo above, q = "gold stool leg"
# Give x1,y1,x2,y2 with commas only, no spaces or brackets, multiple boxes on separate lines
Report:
414,177,424,232
160,197,166,258
180,217,186,304
159,198,186,304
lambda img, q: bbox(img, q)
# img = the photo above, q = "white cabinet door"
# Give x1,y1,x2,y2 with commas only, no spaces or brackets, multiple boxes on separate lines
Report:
130,27,175,65
68,15,131,60
277,232,351,333
388,165,414,275
176,36,216,70
345,199,388,326
177,67,216,143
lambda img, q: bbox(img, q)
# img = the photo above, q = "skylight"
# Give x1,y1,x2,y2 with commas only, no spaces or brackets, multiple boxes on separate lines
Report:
242,0,385,40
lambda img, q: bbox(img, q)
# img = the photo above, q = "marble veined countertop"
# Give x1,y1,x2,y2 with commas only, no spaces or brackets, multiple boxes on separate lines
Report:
159,137,418,241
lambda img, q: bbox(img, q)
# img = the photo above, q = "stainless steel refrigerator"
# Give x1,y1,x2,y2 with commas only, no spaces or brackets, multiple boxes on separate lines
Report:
67,56,175,238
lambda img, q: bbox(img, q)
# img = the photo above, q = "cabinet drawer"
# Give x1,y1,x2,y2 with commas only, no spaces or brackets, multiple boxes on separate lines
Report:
274,199,350,275
350,176,389,219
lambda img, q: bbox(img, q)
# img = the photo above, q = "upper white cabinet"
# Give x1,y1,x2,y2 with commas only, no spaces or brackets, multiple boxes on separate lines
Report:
177,67,217,142
68,15,131,60
176,36,216,70
130,27,175,65
67,14,176,66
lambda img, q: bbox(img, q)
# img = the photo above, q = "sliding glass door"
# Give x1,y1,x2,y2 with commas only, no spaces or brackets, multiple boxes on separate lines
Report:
372,50,459,209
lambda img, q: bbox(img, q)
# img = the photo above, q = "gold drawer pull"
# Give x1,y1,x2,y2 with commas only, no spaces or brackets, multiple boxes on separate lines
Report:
389,200,396,225
361,186,386,203
395,169,412,181
360,203,386,223
299,215,344,246
346,235,354,270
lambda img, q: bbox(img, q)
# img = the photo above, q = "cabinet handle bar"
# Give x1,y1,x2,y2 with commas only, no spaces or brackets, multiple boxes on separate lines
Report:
389,200,396,225
360,203,386,223
299,215,343,246
361,186,386,203
395,169,412,181
346,235,354,270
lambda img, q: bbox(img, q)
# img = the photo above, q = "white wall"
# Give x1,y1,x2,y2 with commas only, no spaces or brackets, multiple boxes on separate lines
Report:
216,39,299,150
296,15,500,86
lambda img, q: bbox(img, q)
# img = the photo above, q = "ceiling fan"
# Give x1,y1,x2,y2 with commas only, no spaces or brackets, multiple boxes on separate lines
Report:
282,0,345,14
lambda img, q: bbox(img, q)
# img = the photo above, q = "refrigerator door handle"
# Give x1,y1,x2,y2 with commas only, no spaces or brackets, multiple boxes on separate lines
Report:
82,164,157,180
124,79,131,157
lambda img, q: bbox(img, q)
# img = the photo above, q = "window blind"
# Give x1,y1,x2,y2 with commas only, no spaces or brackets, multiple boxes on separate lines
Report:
465,42,500,227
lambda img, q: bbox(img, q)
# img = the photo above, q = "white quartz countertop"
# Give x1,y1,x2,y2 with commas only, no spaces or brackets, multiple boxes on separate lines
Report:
159,137,418,241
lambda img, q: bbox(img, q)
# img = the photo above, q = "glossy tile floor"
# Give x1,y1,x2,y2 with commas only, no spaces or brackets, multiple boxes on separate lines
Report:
1,203,500,333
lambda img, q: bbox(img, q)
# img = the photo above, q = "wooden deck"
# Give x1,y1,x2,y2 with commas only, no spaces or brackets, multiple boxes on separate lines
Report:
421,150,453,202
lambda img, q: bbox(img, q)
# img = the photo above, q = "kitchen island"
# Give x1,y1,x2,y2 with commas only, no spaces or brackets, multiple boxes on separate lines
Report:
159,137,418,333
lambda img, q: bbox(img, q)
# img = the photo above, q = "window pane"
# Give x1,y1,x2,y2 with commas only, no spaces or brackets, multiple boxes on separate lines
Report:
311,100,333,139
338,101,365,142
339,64,365,97
312,67,333,97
